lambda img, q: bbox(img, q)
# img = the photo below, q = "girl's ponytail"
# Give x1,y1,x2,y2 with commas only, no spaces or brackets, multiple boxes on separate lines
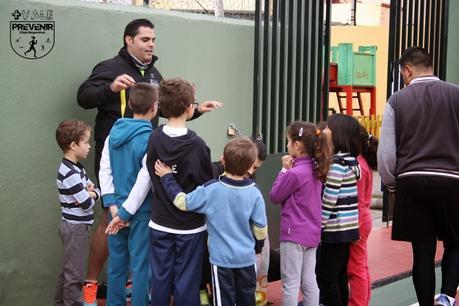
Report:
359,125,379,170
313,130,332,182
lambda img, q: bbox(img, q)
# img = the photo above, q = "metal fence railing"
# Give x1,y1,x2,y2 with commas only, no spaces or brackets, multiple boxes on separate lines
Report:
253,0,332,154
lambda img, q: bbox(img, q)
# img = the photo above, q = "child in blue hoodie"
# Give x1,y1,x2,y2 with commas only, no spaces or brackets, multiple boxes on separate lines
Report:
98,82,159,306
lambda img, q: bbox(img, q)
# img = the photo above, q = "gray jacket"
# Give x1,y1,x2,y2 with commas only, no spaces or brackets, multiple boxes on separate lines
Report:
378,76,459,189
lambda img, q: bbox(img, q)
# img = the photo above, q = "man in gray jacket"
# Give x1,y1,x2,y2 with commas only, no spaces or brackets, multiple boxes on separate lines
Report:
378,46,459,306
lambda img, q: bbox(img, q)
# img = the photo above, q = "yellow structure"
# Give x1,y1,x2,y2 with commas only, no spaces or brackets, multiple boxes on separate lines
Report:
359,114,382,138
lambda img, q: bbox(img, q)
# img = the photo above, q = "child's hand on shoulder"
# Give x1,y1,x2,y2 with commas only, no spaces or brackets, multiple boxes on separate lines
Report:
155,160,172,177
281,155,294,169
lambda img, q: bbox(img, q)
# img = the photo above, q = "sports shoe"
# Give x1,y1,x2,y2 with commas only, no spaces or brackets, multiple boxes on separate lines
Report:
200,289,210,306
125,280,132,302
83,282,98,306
434,294,456,306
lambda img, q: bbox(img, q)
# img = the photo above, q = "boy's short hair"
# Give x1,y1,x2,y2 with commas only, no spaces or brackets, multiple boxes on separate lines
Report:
129,82,158,114
223,137,258,176
56,119,91,152
159,78,195,118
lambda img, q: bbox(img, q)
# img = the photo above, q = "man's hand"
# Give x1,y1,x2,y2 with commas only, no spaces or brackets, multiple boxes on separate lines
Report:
110,74,136,93
155,160,172,177
105,216,129,235
197,101,223,113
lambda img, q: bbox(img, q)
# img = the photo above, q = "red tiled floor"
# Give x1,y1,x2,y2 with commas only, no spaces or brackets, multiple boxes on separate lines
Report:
267,226,444,305
96,226,448,305
367,226,443,283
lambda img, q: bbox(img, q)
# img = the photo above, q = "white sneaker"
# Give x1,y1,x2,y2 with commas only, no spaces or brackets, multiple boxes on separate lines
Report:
434,293,456,306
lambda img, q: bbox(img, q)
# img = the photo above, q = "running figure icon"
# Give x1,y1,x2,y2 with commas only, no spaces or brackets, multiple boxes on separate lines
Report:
24,36,38,57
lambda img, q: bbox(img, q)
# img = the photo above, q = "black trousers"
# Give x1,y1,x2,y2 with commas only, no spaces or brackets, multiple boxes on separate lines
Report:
211,264,256,306
316,242,351,306
393,176,459,305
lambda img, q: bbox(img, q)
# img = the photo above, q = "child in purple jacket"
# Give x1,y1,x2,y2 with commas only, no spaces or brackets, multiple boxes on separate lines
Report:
270,121,331,306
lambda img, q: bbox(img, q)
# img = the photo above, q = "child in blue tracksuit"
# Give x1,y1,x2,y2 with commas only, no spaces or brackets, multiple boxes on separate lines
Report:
155,137,268,306
99,82,158,306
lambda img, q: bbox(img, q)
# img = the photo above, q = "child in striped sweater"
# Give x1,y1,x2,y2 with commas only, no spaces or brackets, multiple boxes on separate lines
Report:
317,114,361,306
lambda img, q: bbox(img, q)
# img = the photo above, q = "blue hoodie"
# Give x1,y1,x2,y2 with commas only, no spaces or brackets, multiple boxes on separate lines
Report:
103,118,153,221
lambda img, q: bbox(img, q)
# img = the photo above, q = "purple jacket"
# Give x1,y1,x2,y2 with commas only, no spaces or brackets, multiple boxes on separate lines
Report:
270,156,323,247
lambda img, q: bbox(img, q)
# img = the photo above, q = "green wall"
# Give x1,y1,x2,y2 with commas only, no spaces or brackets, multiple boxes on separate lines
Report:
446,0,459,84
0,0,254,304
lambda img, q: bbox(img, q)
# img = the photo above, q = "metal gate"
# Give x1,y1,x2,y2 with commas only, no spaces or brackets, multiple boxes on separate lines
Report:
253,0,331,154
383,0,449,222
387,0,449,96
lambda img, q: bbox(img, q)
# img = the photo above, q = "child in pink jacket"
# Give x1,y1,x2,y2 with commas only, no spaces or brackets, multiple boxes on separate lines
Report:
347,125,378,306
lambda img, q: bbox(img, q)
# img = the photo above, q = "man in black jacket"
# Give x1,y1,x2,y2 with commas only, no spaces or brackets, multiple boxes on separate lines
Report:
77,18,221,304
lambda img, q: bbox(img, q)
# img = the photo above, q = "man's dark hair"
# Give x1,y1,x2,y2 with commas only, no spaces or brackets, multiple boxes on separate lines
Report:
56,119,91,152
223,137,258,176
159,78,195,118
123,19,154,47
129,82,158,114
399,46,432,69
326,113,361,157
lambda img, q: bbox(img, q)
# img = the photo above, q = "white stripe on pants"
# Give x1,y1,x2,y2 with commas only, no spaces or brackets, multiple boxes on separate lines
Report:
280,241,319,306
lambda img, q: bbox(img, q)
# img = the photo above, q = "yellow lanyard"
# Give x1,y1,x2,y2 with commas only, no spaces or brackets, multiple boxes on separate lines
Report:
120,69,145,117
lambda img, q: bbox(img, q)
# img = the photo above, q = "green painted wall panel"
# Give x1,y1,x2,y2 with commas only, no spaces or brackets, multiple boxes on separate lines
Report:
446,0,459,85
0,1,254,304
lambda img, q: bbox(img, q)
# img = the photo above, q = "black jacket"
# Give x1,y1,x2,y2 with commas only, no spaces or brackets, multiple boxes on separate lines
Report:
77,47,163,153
146,125,213,230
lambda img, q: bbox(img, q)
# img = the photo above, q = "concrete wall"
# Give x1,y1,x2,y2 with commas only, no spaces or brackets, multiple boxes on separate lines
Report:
446,0,459,85
331,3,390,26
0,0,253,304
329,25,389,116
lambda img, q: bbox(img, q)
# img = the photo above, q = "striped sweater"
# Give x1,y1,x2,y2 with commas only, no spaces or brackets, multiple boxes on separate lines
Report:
321,153,360,243
57,158,100,224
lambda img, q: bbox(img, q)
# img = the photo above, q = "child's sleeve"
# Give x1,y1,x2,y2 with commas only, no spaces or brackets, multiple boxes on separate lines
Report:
269,169,300,204
63,172,95,210
117,154,153,221
160,173,207,213
99,137,116,208
321,162,344,227
250,193,268,253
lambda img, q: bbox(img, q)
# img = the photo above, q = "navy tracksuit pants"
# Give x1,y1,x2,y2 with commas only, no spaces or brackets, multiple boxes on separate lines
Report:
211,264,256,306
149,228,205,306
